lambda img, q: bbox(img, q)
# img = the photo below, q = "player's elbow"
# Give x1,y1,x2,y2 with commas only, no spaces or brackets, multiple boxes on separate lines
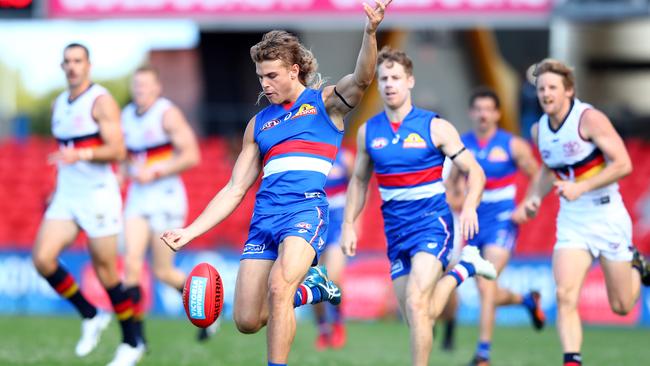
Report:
187,150,201,169
619,159,632,178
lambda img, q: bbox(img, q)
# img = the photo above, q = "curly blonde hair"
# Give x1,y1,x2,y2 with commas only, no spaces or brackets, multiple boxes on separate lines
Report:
250,30,323,89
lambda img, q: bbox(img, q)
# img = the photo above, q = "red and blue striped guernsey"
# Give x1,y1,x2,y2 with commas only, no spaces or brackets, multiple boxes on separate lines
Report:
365,107,449,241
462,129,518,210
254,88,343,214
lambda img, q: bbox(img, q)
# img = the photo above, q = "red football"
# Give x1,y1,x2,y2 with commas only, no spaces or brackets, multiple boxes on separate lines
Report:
182,262,224,328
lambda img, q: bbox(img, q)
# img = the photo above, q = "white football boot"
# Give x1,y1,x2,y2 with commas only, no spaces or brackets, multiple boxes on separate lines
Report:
460,245,497,280
106,342,145,366
75,311,111,357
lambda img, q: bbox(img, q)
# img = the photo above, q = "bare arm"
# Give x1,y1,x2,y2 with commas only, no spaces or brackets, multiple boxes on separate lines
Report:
511,135,538,179
91,94,127,162
444,164,466,212
577,109,632,191
341,124,374,256
158,106,201,177
324,0,391,128
161,117,261,251
431,118,485,240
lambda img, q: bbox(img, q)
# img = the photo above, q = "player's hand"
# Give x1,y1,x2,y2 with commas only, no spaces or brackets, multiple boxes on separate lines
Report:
511,203,529,224
459,207,479,241
363,0,392,34
48,147,80,165
554,180,587,201
523,196,541,218
134,167,160,184
340,222,358,257
160,228,194,252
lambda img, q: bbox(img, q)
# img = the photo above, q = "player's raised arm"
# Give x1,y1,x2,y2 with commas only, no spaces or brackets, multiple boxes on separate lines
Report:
341,124,374,256
161,117,261,251
431,118,486,240
324,0,392,126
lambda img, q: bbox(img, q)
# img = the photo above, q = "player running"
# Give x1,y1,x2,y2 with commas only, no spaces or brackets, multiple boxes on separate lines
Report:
341,47,497,366
448,87,545,366
32,43,143,366
120,66,213,348
523,59,650,366
161,2,392,365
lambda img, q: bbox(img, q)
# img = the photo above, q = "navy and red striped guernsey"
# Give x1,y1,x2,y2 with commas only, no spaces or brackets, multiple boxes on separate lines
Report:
253,88,343,214
365,106,449,240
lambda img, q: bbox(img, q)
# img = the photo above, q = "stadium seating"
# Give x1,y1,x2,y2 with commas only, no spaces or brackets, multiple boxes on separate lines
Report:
1,137,649,255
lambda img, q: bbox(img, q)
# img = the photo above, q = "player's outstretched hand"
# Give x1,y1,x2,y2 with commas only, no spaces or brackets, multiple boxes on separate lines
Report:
340,222,358,257
459,208,479,241
160,228,193,252
363,0,392,34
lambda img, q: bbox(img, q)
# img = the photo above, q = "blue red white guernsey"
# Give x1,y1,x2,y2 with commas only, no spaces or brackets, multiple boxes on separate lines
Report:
254,88,343,214
51,83,116,190
122,98,187,232
323,150,350,246
242,88,342,263
462,129,518,250
365,107,453,278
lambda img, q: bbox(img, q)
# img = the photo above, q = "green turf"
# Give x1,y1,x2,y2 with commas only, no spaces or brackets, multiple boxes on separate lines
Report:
1,316,648,365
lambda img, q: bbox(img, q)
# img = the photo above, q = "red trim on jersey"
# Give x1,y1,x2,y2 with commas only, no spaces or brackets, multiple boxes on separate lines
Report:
485,173,517,190
263,140,338,165
390,121,401,133
325,185,347,196
282,101,294,110
73,136,102,148
376,165,443,187
573,152,605,177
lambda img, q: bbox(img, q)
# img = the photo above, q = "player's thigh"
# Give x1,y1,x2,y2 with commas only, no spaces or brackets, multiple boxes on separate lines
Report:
235,259,274,320
124,217,151,271
599,256,636,308
274,236,317,285
408,251,443,296
321,245,346,283
482,245,511,274
32,219,79,271
87,234,119,269
552,248,592,302
151,231,177,273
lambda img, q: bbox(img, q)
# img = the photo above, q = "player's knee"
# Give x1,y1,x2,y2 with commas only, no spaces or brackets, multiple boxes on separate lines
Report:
152,266,170,282
610,298,632,316
31,251,57,275
267,279,293,304
555,286,579,309
234,312,263,334
405,293,429,318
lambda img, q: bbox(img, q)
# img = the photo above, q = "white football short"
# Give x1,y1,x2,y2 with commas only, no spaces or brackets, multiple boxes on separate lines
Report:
45,180,122,238
124,177,187,234
554,194,633,261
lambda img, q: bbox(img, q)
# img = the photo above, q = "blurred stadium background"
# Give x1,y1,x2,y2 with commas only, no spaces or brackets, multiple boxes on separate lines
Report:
1,0,650,365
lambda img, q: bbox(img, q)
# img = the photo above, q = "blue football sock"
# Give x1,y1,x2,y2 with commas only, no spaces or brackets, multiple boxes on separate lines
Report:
522,293,536,310
476,341,491,360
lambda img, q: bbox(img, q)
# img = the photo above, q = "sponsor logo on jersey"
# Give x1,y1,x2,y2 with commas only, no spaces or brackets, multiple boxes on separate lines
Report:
243,243,265,254
371,137,388,150
188,276,207,319
403,133,427,148
487,146,509,162
305,192,322,199
260,119,281,131
562,141,583,157
291,103,317,119
295,222,312,230
318,237,325,250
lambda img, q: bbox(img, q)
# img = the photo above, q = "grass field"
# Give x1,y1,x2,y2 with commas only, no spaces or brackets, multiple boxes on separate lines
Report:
1,316,648,365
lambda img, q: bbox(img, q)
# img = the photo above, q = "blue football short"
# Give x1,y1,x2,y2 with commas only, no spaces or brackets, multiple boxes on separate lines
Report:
387,213,454,280
467,210,518,252
241,205,329,265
